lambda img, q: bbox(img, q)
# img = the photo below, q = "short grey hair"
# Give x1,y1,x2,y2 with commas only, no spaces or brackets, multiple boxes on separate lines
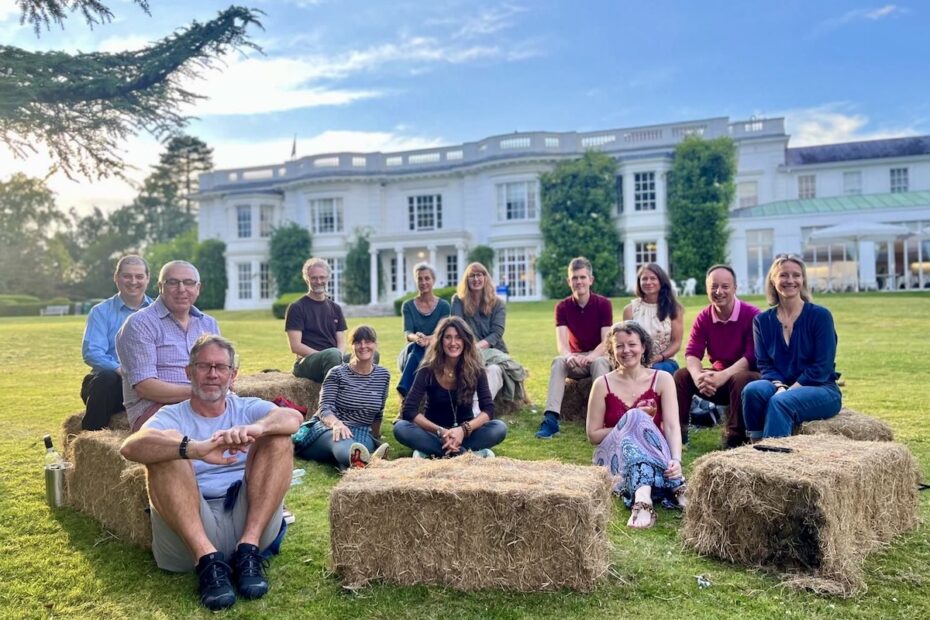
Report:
115,255,149,276
188,334,239,369
412,261,436,280
302,257,331,285
159,260,200,284
568,256,593,277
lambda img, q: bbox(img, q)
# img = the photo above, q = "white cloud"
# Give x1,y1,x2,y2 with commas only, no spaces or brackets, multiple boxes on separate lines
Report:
450,3,528,39
818,4,908,33
779,103,918,146
0,0,19,22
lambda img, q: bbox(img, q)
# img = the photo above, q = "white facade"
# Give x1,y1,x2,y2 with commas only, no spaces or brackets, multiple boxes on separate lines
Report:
197,117,930,310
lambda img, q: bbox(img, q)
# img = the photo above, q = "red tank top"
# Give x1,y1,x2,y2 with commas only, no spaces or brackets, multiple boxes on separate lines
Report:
602,371,663,429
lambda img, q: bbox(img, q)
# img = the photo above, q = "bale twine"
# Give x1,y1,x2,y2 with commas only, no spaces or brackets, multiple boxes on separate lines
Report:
799,408,894,442
681,435,919,595
65,430,151,548
234,372,321,417
560,377,594,423
330,454,613,591
61,411,130,457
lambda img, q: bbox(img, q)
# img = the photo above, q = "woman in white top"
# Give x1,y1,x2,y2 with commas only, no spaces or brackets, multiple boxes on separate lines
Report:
622,263,684,374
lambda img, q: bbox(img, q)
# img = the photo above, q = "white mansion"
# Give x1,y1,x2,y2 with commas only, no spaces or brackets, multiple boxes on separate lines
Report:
196,116,930,310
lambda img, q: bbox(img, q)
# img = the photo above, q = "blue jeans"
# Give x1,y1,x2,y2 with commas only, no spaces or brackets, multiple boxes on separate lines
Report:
300,427,376,469
393,419,507,457
397,343,425,396
742,380,842,439
651,358,679,374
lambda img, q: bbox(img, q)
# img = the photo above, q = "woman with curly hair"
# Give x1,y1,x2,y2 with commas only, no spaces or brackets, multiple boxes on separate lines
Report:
393,316,508,458
586,321,685,529
622,263,684,374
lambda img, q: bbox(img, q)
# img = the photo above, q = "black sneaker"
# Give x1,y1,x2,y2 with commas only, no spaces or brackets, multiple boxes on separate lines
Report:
196,552,236,611
233,543,269,600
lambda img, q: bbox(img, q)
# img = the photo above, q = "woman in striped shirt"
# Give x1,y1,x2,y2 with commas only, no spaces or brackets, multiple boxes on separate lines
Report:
292,325,391,469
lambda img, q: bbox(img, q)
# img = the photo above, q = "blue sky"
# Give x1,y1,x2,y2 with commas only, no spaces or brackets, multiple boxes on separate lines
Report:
2,0,928,212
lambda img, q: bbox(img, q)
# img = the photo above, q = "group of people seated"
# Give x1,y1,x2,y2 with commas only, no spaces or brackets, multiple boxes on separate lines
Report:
77,249,840,610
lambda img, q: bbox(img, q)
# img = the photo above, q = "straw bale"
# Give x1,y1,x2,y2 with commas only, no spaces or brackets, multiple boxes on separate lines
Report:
65,430,151,549
560,377,594,423
681,434,919,595
493,390,530,416
330,454,613,591
62,411,130,457
799,408,894,442
234,372,321,417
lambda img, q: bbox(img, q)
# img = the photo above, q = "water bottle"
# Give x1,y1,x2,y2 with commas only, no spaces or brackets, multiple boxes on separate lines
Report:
290,468,306,487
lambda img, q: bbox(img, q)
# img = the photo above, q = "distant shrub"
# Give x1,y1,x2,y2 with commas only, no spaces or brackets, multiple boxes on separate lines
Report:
272,292,305,319
393,286,456,316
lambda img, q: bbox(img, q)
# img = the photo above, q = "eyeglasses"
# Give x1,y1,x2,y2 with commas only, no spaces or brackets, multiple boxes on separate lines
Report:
163,278,199,289
191,362,234,374
467,273,486,279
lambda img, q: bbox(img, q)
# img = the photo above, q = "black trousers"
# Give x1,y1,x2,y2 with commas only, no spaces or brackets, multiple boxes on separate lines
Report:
80,370,124,430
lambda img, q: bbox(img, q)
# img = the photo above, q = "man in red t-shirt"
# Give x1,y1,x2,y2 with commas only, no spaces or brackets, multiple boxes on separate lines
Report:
536,257,614,439
673,264,761,448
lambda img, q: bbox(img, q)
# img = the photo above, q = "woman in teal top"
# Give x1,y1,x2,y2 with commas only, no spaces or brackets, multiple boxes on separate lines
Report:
397,262,451,396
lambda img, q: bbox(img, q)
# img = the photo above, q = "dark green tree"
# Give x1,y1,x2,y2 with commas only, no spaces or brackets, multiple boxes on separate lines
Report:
269,223,311,294
343,229,372,305
193,239,227,309
144,228,199,296
0,173,71,296
156,135,214,215
667,135,737,291
538,151,621,299
58,206,142,299
1,2,261,179
467,245,495,272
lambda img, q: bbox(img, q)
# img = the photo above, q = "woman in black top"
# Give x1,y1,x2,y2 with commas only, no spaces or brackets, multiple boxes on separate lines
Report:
393,316,508,457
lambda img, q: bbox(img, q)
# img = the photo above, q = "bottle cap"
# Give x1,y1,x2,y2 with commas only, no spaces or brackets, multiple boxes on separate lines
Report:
44,434,53,450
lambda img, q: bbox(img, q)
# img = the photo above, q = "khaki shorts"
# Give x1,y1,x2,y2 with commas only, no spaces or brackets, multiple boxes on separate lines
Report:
151,479,284,572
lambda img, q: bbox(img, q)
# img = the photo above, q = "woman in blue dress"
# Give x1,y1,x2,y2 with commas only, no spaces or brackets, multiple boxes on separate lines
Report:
396,262,451,397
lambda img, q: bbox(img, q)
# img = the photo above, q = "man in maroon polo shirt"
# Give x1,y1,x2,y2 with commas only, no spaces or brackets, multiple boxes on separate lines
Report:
536,257,613,439
674,264,761,448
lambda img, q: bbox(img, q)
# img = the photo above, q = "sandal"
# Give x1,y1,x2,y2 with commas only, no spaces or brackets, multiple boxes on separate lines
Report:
673,483,688,508
629,501,657,529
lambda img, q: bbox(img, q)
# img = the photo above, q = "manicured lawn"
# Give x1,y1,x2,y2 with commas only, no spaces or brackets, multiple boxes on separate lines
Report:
2,293,929,619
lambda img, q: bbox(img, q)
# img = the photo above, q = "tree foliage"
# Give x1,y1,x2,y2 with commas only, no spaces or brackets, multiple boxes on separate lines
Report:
1,3,261,179
193,238,226,309
156,135,214,215
269,223,311,295
343,229,372,305
538,151,621,299
467,245,495,272
667,135,736,291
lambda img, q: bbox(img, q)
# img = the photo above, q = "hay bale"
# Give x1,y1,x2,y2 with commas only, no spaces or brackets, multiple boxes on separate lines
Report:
560,377,594,423
493,390,530,416
681,434,919,595
234,372,321,417
65,430,151,549
61,411,130,457
330,454,613,591
799,408,894,441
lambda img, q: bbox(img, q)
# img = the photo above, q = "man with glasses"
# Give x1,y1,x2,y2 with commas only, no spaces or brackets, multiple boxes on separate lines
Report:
117,260,220,431
80,255,152,430
121,334,302,611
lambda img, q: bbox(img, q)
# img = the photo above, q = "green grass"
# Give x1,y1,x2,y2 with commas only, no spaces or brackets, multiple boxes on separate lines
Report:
2,293,929,619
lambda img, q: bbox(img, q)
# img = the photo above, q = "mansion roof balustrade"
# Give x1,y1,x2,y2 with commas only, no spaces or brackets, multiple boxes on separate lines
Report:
198,117,787,193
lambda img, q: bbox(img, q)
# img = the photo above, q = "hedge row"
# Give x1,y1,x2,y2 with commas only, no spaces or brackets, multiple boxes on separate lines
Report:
393,286,457,316
0,296,71,317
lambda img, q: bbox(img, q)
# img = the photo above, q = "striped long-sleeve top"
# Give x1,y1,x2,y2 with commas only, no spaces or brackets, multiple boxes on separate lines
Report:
317,363,390,427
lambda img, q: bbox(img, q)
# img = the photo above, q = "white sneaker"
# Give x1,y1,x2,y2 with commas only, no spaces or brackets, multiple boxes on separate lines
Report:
474,448,495,458
412,450,428,459
371,442,390,461
283,508,296,524
349,442,371,468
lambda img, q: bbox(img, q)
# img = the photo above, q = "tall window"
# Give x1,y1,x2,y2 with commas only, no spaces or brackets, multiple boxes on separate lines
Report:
259,262,273,299
324,257,344,301
309,198,344,234
843,171,862,195
803,227,853,291
616,175,624,213
446,254,458,287
634,172,656,211
634,241,657,271
746,229,774,290
408,195,442,231
497,247,537,298
237,262,252,300
496,182,537,220
390,257,407,292
259,205,274,237
890,168,909,193
737,181,758,208
798,174,816,199
236,205,252,238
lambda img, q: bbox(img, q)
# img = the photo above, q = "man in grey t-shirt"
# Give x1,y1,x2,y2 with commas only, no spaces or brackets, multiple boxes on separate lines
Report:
121,335,302,611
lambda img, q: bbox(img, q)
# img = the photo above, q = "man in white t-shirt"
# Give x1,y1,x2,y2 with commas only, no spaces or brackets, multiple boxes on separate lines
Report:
121,334,302,611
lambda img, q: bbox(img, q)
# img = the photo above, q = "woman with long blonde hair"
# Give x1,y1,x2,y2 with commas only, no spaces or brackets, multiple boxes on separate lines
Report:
451,262,508,352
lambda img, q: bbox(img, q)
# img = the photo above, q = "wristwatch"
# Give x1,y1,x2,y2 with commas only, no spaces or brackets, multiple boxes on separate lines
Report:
435,427,445,437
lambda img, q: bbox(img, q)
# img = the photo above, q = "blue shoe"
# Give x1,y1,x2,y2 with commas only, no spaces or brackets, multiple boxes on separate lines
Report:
535,412,560,439
196,552,236,611
233,543,269,600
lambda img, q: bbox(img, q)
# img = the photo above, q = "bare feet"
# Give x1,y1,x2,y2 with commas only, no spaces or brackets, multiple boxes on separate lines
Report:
628,501,656,529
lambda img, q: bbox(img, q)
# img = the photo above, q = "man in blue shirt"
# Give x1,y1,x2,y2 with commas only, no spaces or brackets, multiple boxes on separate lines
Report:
80,255,152,430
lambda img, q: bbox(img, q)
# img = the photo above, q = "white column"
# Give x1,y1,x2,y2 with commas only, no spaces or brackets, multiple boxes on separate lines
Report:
395,247,405,295
457,244,466,274
368,248,378,305
887,240,897,290
428,244,437,268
